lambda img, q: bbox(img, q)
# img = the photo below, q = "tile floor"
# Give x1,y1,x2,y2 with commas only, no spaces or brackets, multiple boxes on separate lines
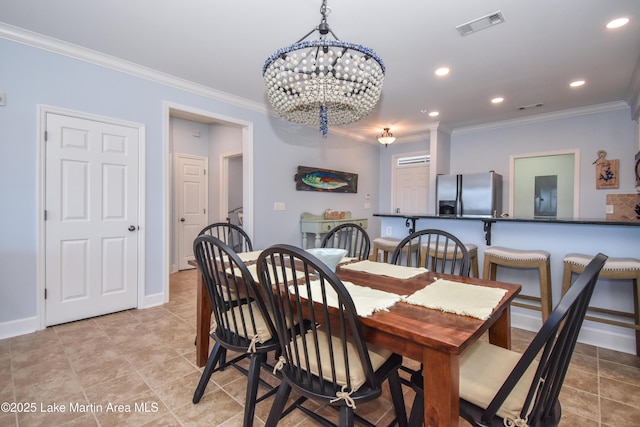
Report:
1,269,639,426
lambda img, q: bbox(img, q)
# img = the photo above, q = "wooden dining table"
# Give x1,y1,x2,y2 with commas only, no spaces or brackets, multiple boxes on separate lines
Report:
190,257,521,427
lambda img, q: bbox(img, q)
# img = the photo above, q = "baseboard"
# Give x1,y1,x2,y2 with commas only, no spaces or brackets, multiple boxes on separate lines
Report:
141,292,166,309
511,308,636,355
1,293,169,341
0,316,39,340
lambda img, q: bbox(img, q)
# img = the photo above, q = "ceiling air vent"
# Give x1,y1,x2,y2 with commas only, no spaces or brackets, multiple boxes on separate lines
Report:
517,103,544,111
456,11,505,36
397,155,430,166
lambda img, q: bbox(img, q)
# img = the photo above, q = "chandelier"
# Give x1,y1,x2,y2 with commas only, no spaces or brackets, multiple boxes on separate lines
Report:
377,128,396,146
263,0,386,138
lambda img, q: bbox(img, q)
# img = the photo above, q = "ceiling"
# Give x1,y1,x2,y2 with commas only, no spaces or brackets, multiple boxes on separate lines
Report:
1,0,639,143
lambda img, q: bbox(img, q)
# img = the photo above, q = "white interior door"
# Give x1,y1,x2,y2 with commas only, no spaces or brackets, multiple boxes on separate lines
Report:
45,112,140,326
393,156,429,214
176,154,208,270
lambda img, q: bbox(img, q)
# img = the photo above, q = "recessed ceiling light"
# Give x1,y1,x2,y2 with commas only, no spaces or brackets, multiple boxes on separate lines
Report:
435,67,450,77
606,17,629,29
570,80,585,88
491,97,504,104
429,111,440,117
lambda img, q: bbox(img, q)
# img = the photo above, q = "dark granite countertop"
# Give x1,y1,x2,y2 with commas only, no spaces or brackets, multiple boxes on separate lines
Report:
373,213,640,227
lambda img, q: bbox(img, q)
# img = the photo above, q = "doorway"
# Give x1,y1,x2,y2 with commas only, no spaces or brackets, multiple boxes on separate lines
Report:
164,102,254,300
510,150,579,218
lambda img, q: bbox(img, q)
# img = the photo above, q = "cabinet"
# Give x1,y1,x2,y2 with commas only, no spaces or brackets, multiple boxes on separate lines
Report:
300,211,368,248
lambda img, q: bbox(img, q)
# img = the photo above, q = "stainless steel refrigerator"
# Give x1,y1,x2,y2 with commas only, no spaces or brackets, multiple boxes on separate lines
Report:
436,172,503,217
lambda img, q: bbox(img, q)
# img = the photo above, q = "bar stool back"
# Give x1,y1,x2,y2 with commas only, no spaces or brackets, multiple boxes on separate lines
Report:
562,253,640,356
483,247,553,322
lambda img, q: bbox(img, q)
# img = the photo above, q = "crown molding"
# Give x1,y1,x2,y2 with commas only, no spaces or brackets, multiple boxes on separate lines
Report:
0,23,268,115
452,101,630,136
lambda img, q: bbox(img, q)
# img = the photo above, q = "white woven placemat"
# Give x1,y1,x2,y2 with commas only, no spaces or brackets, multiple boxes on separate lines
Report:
340,260,427,279
292,280,405,317
403,279,507,320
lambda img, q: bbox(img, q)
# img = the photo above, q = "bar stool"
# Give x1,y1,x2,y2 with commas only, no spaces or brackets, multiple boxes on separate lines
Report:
468,244,479,278
483,247,553,322
562,253,640,356
424,242,479,277
371,237,402,262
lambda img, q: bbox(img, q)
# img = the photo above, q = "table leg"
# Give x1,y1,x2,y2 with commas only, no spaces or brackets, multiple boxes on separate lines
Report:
488,307,512,349
196,267,211,367
422,348,459,427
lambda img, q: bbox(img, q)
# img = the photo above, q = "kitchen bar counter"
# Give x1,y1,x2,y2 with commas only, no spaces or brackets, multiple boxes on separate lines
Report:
374,213,640,354
373,213,640,245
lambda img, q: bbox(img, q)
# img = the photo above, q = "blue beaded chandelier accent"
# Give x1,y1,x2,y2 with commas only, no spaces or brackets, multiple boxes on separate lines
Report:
263,1,385,138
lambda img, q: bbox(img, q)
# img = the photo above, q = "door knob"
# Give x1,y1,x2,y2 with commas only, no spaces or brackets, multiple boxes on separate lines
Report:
128,225,136,232
180,218,186,222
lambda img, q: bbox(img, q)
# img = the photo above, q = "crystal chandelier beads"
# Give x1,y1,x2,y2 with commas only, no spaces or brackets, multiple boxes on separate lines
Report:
263,2,385,138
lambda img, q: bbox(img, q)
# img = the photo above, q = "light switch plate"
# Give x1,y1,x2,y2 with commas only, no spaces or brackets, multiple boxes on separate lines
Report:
274,202,286,211
605,204,614,214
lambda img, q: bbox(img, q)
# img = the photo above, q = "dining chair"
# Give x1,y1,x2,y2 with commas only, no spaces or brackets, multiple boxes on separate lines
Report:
192,235,279,427
195,222,254,353
321,222,371,261
257,244,408,427
390,228,471,276
199,222,253,253
407,253,608,427
390,229,472,382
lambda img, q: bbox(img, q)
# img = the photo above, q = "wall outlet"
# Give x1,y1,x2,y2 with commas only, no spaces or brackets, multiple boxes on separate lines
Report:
364,202,371,209
274,202,286,211
605,204,614,214
386,227,392,236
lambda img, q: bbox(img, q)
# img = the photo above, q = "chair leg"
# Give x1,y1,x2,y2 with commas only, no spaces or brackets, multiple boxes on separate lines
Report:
408,391,424,427
634,276,640,356
243,353,265,427
339,405,354,427
388,370,408,427
193,342,224,403
266,381,291,427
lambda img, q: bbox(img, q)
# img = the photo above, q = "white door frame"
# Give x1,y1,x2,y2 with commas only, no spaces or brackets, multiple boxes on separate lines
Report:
219,150,243,222
36,105,146,329
163,101,254,303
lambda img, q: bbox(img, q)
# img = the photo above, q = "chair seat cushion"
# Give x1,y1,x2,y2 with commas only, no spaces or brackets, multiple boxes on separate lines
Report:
423,241,469,258
485,246,549,261
460,341,538,422
292,328,392,391
213,302,273,343
564,253,640,271
373,237,402,247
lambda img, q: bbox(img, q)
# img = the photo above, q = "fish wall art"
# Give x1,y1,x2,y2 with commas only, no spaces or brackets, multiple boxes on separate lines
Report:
294,166,358,193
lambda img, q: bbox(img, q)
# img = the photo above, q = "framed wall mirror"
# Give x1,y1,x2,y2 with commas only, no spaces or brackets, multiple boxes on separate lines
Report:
510,150,580,218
